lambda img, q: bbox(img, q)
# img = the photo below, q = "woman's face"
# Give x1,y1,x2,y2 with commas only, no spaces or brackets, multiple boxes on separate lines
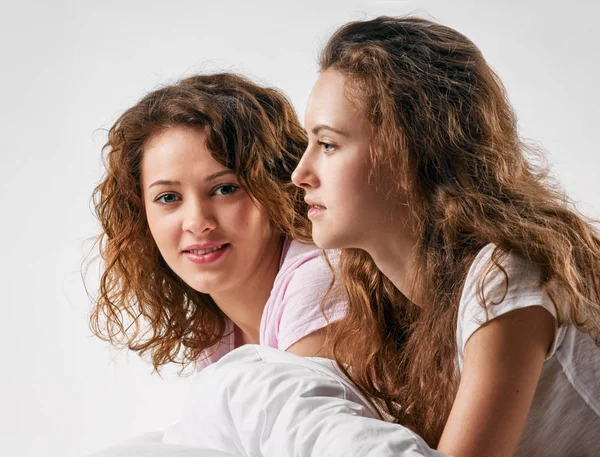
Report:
141,126,281,297
292,70,399,251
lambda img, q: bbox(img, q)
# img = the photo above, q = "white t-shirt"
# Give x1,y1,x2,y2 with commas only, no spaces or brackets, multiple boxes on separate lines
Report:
457,244,600,457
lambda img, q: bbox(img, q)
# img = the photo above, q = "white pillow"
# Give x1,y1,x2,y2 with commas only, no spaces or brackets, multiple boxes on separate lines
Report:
84,431,238,457
164,345,447,457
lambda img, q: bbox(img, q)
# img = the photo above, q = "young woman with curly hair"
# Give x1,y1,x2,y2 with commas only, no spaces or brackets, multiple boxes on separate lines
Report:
90,72,346,374
293,16,600,457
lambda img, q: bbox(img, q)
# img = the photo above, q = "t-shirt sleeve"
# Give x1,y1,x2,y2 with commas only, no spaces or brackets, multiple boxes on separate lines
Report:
275,251,347,351
456,245,559,369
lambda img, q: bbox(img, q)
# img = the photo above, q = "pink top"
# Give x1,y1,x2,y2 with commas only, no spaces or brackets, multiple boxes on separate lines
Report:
196,239,347,370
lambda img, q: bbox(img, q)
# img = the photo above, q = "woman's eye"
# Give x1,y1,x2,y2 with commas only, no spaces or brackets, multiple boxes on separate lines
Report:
317,141,336,153
213,184,240,196
155,193,180,204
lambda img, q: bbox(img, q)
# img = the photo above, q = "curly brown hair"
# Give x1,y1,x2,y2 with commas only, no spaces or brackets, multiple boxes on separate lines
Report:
319,16,600,445
89,72,310,371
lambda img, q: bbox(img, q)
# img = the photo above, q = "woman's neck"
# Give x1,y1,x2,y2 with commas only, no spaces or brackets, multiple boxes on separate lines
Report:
363,226,421,306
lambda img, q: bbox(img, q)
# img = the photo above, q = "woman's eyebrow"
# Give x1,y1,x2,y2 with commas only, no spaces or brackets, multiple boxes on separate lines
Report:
148,179,180,189
147,170,234,190
205,170,235,182
311,124,349,137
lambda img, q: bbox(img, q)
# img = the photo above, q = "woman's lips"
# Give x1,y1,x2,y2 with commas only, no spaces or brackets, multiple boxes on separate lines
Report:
308,205,326,219
183,243,229,264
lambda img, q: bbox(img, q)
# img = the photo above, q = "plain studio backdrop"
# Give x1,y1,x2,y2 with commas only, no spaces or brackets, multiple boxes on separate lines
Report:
0,0,598,456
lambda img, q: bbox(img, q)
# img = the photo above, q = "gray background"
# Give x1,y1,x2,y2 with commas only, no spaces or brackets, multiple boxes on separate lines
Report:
1,0,598,456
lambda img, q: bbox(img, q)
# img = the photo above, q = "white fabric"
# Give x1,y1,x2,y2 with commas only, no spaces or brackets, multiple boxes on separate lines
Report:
164,345,447,457
457,244,600,457
84,431,238,457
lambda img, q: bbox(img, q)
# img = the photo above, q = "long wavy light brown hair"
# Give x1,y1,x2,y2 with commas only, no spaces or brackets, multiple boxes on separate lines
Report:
89,72,310,371
320,16,600,446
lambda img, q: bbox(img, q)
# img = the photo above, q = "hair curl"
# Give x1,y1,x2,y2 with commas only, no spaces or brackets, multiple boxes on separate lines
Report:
320,16,600,445
89,73,310,371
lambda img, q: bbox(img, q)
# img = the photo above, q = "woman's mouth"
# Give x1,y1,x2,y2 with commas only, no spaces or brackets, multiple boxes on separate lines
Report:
308,205,326,219
183,244,229,264
188,245,224,255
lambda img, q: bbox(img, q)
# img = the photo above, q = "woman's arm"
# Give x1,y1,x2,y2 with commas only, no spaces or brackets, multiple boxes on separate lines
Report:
438,306,555,457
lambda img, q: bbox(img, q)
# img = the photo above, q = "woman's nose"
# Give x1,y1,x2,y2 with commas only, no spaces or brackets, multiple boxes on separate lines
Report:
181,201,217,234
292,151,318,189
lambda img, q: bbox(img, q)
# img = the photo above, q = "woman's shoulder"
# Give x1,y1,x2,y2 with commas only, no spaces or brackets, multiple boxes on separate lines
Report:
464,243,545,296
457,244,559,361
261,240,346,351
468,243,525,272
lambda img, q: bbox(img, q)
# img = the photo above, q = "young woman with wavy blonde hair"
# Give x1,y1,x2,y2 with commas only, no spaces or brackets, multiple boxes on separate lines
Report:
293,16,600,457
90,72,345,373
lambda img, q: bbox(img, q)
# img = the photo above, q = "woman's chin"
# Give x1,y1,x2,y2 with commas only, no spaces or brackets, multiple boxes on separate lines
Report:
181,277,223,296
